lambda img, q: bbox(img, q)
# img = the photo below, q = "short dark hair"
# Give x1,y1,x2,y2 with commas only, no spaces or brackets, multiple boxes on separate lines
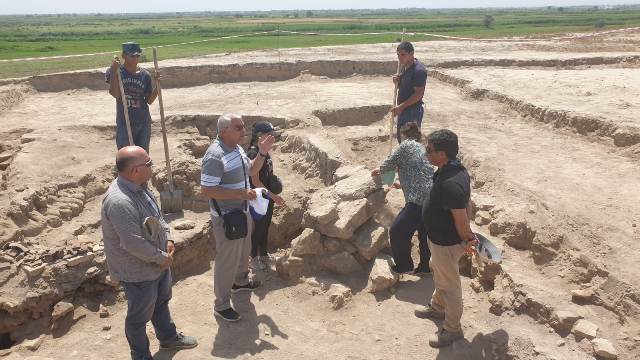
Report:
400,122,421,142
116,154,137,173
396,41,414,54
427,129,459,160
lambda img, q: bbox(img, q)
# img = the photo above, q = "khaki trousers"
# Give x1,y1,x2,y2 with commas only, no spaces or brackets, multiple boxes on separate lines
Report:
211,212,252,312
428,240,466,333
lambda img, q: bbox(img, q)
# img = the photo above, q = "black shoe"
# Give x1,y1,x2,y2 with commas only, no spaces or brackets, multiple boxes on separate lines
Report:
231,280,261,293
390,264,412,275
214,307,241,322
414,264,432,275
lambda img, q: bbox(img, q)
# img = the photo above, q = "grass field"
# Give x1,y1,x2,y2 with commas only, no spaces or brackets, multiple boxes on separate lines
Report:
1,6,640,79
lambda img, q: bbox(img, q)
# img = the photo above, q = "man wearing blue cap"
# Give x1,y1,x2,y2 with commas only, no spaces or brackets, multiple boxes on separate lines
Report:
106,42,159,153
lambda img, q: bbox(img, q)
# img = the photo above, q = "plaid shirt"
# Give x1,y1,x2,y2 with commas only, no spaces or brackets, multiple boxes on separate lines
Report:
101,176,171,282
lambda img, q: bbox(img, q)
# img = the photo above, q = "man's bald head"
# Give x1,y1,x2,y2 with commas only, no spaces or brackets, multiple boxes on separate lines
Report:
116,146,148,173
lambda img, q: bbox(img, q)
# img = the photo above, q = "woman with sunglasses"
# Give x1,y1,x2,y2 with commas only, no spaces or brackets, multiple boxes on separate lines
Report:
246,122,285,270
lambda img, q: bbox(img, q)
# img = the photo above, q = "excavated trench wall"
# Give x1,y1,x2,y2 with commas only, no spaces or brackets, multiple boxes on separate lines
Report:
26,60,397,92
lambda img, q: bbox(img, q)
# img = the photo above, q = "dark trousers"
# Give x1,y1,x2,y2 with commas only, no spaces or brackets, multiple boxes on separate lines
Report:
251,200,274,258
396,105,425,143
389,202,430,272
116,116,151,153
122,270,177,360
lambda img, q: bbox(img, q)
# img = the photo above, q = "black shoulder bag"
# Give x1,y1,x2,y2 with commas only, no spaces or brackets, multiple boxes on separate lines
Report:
212,153,248,240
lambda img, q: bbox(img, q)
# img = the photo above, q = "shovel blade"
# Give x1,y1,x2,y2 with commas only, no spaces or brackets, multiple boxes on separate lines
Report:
160,189,183,214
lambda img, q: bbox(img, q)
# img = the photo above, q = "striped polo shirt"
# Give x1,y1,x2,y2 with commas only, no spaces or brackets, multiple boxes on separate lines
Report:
201,137,250,216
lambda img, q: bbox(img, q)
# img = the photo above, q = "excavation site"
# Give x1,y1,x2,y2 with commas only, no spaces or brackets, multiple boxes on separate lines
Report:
1,30,640,360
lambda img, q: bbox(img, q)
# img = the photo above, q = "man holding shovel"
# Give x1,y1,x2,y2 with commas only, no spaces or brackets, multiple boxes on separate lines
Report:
106,42,159,153
392,41,427,143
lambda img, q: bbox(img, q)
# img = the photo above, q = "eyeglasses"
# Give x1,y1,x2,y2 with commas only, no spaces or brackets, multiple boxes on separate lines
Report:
133,159,153,168
232,124,245,131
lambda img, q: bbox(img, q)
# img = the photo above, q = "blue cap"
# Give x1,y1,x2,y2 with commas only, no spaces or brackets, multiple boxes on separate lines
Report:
122,42,142,56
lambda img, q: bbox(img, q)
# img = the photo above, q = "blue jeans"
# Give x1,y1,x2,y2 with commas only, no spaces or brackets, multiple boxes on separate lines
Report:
389,202,430,272
116,116,151,153
396,105,424,143
122,270,177,360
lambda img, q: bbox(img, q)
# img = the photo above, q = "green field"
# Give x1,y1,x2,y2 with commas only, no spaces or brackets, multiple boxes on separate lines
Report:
1,6,640,79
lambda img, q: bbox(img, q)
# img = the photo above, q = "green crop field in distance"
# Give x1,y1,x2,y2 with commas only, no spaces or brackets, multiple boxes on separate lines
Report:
1,6,639,79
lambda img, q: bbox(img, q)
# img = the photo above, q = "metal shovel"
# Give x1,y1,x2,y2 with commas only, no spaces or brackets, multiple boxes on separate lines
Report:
152,47,183,213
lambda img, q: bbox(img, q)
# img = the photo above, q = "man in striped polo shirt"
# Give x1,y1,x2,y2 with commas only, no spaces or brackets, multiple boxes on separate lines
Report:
201,114,275,322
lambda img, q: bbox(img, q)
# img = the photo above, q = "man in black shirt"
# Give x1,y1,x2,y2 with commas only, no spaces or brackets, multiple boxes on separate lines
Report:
415,129,477,348
392,41,427,143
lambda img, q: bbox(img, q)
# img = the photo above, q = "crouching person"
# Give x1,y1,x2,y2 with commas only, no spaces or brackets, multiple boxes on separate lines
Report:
416,129,477,348
101,146,197,360
201,114,275,322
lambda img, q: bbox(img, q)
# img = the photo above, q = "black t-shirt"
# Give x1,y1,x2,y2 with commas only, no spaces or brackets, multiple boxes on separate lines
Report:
423,160,471,246
397,58,427,107
246,146,273,190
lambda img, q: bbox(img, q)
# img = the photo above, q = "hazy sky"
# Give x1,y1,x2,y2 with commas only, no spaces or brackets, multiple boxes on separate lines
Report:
2,1,639,15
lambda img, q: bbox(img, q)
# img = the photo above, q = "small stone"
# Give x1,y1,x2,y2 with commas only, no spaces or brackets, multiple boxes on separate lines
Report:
99,304,109,318
305,277,321,288
23,264,46,277
592,338,617,359
572,319,598,340
173,220,195,230
367,256,398,293
327,283,352,310
556,340,565,347
474,210,492,226
102,324,111,331
51,301,74,320
21,335,45,351
101,275,120,287
571,288,596,302
553,310,583,331
290,228,324,256
66,253,95,267
85,266,100,278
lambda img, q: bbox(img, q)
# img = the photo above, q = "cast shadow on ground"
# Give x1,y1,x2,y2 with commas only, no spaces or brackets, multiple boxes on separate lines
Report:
436,329,510,360
391,274,435,306
210,291,288,358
